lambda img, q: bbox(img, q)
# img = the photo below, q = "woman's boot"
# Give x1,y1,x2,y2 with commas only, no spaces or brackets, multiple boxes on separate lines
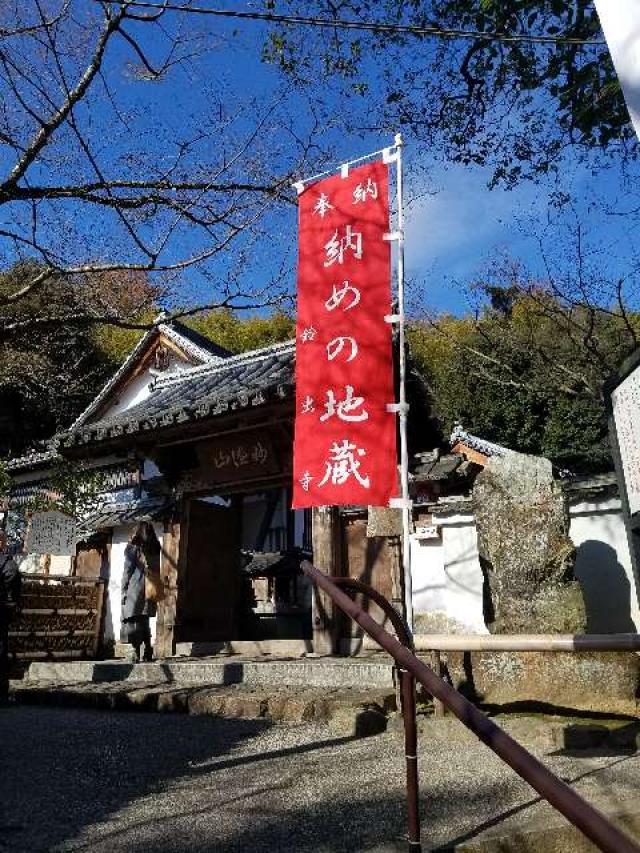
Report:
142,640,153,662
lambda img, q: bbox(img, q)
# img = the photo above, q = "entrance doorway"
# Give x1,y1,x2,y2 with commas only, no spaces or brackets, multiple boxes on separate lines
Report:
178,496,241,642
177,488,312,644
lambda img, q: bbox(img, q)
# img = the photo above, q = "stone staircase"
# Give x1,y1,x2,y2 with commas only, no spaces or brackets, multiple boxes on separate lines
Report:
11,655,397,734
23,655,395,689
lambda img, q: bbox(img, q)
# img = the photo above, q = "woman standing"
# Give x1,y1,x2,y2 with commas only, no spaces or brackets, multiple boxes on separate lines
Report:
121,521,162,662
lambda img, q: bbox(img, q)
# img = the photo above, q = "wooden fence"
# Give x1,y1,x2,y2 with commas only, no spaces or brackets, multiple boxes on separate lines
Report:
9,573,106,660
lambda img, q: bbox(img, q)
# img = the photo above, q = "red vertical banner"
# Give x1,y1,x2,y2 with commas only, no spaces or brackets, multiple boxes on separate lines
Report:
293,160,397,508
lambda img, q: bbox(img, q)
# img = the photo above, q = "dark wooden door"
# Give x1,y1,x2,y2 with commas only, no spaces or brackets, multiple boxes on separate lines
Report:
75,532,111,579
340,513,401,642
178,499,240,642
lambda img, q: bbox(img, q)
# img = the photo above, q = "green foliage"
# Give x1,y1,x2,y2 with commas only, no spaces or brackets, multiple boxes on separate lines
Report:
409,289,638,472
92,314,152,365
93,309,296,365
0,262,117,454
0,459,11,498
0,259,294,457
187,309,295,353
262,1,633,184
26,458,106,520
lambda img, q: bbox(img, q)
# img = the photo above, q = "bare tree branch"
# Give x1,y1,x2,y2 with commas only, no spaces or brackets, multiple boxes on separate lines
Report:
2,5,126,191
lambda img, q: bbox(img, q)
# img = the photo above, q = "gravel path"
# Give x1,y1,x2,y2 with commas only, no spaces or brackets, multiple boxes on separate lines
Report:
1,706,639,852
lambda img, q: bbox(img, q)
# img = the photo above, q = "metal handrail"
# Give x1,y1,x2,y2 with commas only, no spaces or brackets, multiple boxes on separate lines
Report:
331,577,420,850
302,561,640,853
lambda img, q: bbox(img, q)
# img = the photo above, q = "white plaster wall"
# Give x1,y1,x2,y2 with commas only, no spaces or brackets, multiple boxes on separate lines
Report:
106,370,154,416
104,523,163,649
569,496,640,632
410,496,640,636
104,526,128,647
107,356,187,417
411,512,488,634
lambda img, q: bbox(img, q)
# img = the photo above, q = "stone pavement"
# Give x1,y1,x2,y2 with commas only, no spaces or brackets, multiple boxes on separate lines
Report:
2,705,640,852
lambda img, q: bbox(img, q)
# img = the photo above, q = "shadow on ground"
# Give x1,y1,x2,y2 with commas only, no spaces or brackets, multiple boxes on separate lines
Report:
2,706,639,853
0,707,272,852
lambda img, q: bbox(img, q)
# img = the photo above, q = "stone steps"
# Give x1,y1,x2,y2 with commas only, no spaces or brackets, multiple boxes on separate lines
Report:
24,656,395,689
11,679,395,736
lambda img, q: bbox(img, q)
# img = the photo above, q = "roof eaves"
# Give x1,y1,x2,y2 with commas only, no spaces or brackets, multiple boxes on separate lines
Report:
60,352,295,450
449,424,510,458
69,325,159,431
159,322,229,363
151,339,296,391
5,447,60,473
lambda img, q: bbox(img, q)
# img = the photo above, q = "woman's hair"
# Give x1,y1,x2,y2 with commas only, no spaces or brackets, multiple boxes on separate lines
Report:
131,521,160,553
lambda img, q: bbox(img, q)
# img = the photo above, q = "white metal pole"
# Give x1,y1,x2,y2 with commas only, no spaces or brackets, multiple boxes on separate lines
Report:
394,133,414,632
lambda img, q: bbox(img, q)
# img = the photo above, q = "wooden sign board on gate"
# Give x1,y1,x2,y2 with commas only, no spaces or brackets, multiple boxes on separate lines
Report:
196,432,281,483
25,510,77,556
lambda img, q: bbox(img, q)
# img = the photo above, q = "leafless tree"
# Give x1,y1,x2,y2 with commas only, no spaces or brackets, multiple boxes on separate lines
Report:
0,1,320,332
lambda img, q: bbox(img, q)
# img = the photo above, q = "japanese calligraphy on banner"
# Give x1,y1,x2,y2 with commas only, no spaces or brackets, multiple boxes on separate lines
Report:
293,160,397,508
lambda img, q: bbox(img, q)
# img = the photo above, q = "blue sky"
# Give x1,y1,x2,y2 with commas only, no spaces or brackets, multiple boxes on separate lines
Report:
402,159,627,314
160,11,640,318
5,5,640,320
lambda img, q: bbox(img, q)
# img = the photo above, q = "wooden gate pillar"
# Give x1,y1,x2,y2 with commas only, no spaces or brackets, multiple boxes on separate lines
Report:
156,514,181,659
311,506,342,655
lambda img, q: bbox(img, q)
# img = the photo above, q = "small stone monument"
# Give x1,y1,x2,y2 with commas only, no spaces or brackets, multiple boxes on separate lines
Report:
472,450,586,634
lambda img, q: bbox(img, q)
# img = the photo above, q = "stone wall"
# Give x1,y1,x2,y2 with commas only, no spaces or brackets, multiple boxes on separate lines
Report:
439,649,639,716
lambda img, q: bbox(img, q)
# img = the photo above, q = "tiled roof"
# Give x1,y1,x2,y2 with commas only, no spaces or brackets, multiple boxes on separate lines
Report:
61,340,295,448
79,496,172,535
160,321,231,363
7,482,52,505
241,549,308,578
412,452,463,481
70,319,231,431
5,446,59,473
449,424,509,458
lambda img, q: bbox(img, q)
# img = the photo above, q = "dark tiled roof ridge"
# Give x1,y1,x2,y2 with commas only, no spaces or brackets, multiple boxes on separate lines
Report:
449,423,509,458
61,341,295,448
152,338,296,390
162,319,232,360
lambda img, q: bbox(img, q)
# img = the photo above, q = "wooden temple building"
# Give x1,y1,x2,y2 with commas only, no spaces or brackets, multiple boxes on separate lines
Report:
4,319,436,660
7,318,639,666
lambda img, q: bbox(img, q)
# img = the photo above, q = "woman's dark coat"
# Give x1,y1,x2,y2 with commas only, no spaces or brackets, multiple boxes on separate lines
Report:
121,544,157,619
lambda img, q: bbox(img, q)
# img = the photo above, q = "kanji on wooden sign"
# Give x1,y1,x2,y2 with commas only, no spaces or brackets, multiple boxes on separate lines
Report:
293,160,397,508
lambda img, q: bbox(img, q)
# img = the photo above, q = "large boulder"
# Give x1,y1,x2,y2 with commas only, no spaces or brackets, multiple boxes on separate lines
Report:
473,451,586,634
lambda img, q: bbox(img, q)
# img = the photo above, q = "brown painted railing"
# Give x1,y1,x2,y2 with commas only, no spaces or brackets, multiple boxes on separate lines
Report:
302,561,640,853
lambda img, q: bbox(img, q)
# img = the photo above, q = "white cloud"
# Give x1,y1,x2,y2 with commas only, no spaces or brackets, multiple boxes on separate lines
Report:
404,163,544,286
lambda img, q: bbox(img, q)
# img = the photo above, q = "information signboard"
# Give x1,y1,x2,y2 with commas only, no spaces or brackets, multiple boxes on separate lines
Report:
26,510,76,556
611,365,640,515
